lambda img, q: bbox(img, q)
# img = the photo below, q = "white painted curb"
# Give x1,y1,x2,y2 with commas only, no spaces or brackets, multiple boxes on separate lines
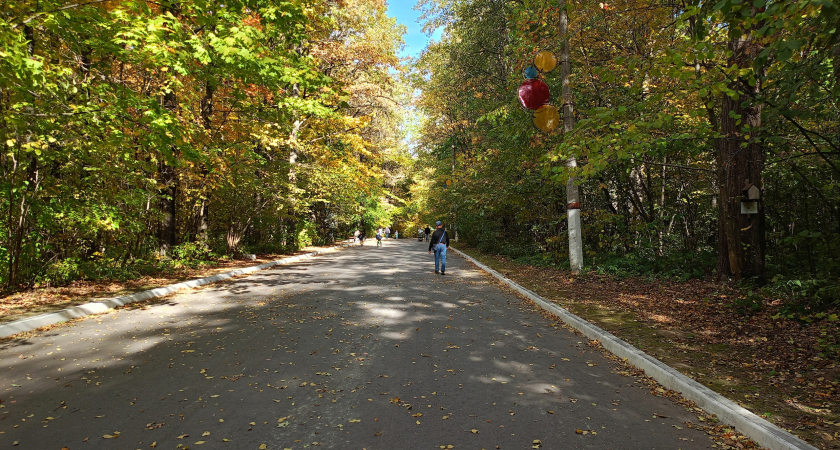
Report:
452,247,817,450
0,243,353,339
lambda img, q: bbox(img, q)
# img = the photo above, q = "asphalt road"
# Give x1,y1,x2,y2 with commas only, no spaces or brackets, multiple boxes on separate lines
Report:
0,239,714,449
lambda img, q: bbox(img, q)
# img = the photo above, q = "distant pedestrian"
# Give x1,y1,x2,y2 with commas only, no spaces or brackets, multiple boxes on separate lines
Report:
424,225,431,242
358,231,366,246
353,229,360,243
385,226,391,239
428,221,450,275
394,230,399,239
376,230,383,247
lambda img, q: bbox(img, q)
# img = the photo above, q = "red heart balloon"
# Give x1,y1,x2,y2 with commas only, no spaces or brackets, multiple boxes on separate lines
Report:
518,79,550,110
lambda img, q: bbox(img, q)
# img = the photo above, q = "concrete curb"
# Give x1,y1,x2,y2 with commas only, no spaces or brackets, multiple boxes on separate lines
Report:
0,242,354,340
451,247,817,450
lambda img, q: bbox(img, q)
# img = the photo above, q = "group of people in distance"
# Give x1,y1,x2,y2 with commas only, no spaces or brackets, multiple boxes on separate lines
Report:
353,226,395,246
351,221,451,275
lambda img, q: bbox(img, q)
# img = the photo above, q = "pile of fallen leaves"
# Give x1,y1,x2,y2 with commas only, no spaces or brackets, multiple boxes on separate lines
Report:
459,247,840,449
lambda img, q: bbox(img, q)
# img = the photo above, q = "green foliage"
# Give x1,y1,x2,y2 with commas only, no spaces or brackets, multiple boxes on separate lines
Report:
0,0,413,291
589,250,715,281
770,278,840,316
296,220,318,249
171,242,214,262
414,0,840,317
39,258,83,287
730,290,764,315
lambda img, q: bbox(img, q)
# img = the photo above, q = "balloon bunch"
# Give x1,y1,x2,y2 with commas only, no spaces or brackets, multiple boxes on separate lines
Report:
517,51,560,132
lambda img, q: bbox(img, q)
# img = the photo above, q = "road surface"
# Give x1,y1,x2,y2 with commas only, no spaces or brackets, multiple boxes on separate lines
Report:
0,239,713,449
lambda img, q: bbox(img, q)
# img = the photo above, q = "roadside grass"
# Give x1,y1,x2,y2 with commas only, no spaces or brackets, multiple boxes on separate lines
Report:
454,244,840,450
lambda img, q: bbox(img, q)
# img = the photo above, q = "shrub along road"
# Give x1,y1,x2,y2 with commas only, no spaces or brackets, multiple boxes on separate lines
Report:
1,240,721,449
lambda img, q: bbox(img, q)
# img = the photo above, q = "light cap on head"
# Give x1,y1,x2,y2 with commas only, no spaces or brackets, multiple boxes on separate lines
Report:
435,221,442,226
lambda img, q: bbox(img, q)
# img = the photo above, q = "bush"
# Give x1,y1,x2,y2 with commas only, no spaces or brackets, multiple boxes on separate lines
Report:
296,220,318,250
769,277,840,315
243,242,289,255
37,256,147,286
172,242,214,261
730,289,764,314
39,258,83,286
510,248,715,281
589,249,715,281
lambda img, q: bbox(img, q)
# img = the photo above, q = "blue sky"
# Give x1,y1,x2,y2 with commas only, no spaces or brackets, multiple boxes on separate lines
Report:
386,1,442,59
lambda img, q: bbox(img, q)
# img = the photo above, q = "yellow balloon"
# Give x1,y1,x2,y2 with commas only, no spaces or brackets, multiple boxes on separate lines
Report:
534,51,557,73
534,105,559,132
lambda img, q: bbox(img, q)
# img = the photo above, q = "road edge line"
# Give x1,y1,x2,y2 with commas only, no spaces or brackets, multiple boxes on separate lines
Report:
451,247,817,450
0,243,354,340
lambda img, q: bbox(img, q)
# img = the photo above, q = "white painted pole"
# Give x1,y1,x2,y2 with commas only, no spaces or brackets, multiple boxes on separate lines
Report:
566,159,583,272
560,0,583,273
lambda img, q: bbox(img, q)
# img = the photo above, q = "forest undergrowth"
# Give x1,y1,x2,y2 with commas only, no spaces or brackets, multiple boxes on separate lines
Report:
456,244,840,449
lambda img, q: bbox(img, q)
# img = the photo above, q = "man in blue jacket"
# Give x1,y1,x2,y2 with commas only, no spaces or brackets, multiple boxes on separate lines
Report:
427,221,450,275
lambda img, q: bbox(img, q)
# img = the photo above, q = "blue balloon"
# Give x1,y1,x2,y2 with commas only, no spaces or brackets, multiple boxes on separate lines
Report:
524,65,538,79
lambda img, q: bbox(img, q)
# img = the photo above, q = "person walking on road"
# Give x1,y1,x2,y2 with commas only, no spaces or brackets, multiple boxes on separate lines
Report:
353,229,360,243
376,230,383,247
424,225,431,242
428,221,450,275
384,226,390,239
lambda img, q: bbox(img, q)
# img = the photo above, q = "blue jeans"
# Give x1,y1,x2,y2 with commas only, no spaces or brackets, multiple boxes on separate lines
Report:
434,244,447,273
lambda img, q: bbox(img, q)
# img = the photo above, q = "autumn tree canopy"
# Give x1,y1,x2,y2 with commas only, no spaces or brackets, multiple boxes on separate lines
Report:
1,0,413,289
413,0,839,307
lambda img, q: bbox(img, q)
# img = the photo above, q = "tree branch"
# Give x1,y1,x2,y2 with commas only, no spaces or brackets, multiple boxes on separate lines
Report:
13,1,113,29
642,161,714,173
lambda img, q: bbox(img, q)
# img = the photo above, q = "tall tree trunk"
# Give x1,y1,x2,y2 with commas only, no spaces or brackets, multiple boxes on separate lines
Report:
559,0,583,273
197,79,214,247
158,90,179,257
158,1,182,257
716,25,766,282
5,25,39,287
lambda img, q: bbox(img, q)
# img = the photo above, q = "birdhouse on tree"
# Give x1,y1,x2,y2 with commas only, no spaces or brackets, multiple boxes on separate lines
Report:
740,181,761,214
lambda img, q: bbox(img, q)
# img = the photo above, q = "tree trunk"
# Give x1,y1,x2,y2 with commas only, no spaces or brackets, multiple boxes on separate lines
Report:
716,29,766,282
196,80,214,247
157,1,182,257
